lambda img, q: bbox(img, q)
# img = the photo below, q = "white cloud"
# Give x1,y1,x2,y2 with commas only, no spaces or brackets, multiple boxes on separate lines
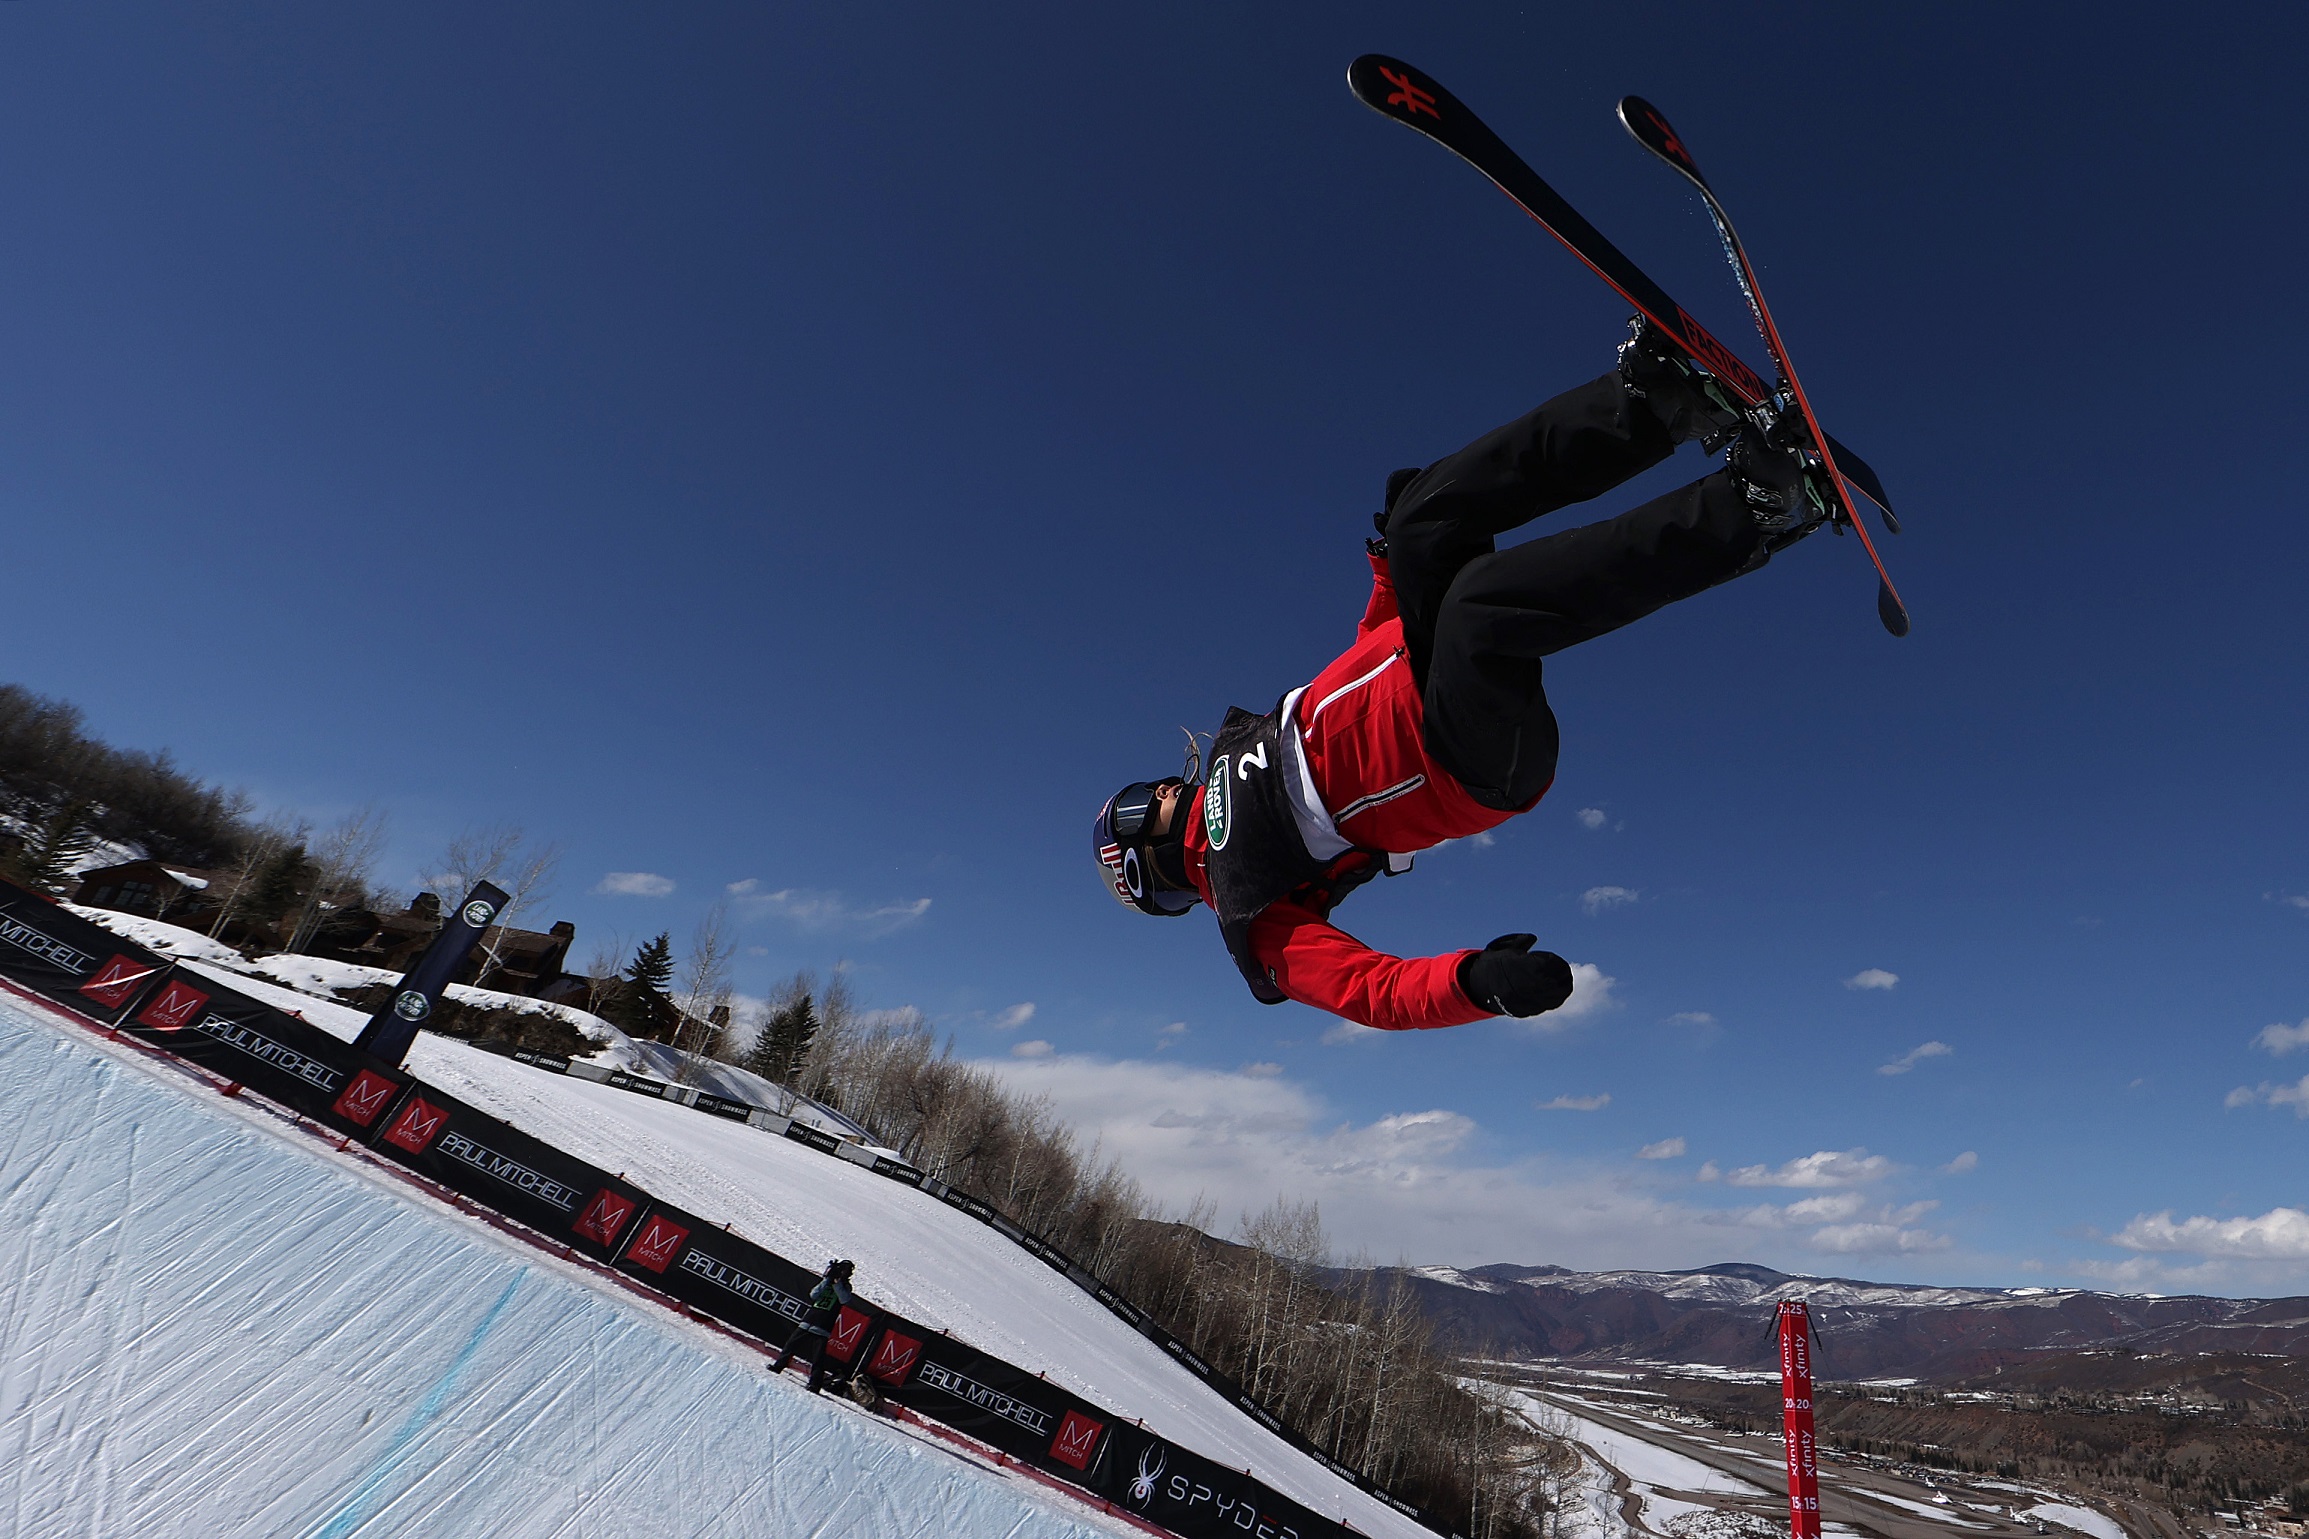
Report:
1696,1162,1720,1182
1009,1039,1053,1059
1537,1093,1611,1112
1878,1040,1952,1076
1811,1222,1952,1255
1321,1020,1383,1045
1636,1138,1686,1160
1155,1022,1188,1051
594,871,675,898
726,878,759,895
990,1003,1036,1032
1472,832,1497,849
1581,886,1639,915
1240,1061,1284,1079
978,1054,1948,1266
732,887,931,936
2276,894,2309,913
1664,1011,1716,1028
1576,808,1608,830
1723,1148,1893,1189
1844,968,1899,991
1942,1151,1978,1174
1522,962,1617,1028
2226,1075,2309,1116
2112,1207,2309,1260
2256,1019,2309,1056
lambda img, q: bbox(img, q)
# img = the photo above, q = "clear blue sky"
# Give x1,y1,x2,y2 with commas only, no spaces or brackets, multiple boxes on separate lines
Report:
7,2,2306,1293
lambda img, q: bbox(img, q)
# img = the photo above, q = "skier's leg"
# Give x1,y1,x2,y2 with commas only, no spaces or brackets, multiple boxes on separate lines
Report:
1422,468,1764,808
1386,372,1676,686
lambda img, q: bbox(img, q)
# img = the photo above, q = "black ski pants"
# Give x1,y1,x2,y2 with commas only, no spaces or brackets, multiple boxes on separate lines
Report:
770,1320,839,1392
1384,371,1766,809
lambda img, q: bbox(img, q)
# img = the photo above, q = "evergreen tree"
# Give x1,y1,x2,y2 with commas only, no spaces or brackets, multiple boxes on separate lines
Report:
5,798,95,893
610,933,676,1038
248,843,315,937
626,932,674,994
746,993,819,1087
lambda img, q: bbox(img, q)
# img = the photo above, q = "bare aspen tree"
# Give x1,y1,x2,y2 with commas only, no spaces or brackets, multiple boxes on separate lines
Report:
422,825,561,989
286,805,389,953
581,932,630,1022
671,901,737,1076
205,816,307,939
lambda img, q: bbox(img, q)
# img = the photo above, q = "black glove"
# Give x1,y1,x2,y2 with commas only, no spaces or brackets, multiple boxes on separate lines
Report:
1458,934,1574,1018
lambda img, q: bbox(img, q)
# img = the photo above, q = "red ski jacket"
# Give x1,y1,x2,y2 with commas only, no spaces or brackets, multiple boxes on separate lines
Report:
1180,554,1545,1031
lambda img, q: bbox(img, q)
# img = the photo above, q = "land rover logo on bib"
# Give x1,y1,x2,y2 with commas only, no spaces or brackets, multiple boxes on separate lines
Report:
461,900,496,928
392,989,431,1022
1203,757,1232,851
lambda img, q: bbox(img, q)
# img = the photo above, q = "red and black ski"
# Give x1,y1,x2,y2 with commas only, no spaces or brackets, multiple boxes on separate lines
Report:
1348,56,1910,637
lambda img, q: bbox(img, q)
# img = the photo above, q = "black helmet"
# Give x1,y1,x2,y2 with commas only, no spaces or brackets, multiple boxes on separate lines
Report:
1093,779,1199,917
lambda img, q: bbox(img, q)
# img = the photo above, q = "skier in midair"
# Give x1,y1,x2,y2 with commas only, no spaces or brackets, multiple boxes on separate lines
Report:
1093,322,1830,1031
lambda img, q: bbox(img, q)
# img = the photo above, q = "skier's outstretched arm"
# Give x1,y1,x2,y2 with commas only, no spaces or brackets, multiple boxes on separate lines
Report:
1250,902,1574,1031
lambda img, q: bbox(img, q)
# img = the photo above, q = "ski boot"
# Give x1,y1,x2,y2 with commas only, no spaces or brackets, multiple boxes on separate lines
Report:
1617,315,1744,452
1729,409,1838,553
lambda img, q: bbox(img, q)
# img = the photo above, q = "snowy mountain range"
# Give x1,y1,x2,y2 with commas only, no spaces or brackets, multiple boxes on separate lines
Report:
1362,1260,2309,1380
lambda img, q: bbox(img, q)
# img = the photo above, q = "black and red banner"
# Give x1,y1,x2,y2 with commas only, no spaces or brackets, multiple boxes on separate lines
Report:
113,967,417,1140
0,879,169,1024
1094,1422,1354,1539
893,1331,1115,1486
368,1081,645,1263
610,1195,825,1339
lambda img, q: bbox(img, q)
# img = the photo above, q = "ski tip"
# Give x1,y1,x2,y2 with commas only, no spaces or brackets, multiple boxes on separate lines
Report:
1617,96,1707,187
1877,581,1911,638
1878,506,1902,536
1347,55,1450,127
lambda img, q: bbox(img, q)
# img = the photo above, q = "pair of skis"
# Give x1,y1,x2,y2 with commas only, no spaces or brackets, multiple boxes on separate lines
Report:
1347,56,1910,637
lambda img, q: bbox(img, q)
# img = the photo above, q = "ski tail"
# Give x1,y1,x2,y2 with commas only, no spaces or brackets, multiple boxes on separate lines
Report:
1613,93,1910,634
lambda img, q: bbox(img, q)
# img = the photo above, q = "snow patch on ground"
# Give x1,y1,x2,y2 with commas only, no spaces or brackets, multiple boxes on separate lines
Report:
2024,1503,2128,1539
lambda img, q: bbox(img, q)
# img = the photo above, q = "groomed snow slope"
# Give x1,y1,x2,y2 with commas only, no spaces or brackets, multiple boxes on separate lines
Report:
0,994,1128,1539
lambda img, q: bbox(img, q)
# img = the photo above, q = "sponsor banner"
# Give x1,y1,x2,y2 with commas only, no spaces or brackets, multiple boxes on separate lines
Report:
353,880,509,1066
112,967,415,1139
1094,1422,1352,1539
782,1121,843,1154
512,1051,572,1074
693,1091,754,1121
368,1081,644,1263
609,1195,824,1341
0,879,171,1024
894,1331,1113,1487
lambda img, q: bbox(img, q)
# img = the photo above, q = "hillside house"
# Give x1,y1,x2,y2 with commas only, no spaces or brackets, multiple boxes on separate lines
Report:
73,860,221,923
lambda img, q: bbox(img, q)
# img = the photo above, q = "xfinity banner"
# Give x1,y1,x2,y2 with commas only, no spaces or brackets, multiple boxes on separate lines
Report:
113,968,417,1140
897,1331,1112,1486
1093,1422,1352,1539
368,1080,645,1263
610,1195,824,1340
354,880,509,1067
0,878,168,1025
